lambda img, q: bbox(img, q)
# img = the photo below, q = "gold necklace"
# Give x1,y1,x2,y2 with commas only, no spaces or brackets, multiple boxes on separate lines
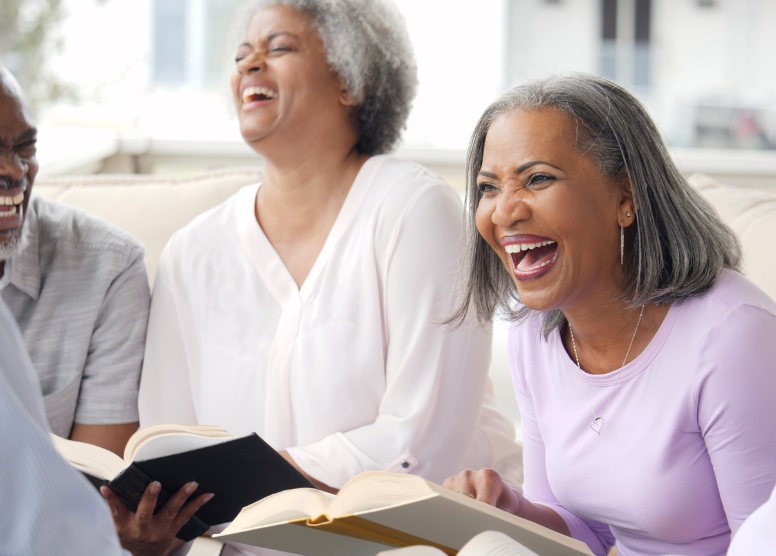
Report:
568,305,645,436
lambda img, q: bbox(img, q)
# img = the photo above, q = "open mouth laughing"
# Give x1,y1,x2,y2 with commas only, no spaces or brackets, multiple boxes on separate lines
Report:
0,184,27,232
240,83,278,111
501,234,558,281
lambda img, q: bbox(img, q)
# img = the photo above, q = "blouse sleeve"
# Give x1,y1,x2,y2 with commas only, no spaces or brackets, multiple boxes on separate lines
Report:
288,183,496,487
695,303,776,534
510,334,616,556
138,238,198,427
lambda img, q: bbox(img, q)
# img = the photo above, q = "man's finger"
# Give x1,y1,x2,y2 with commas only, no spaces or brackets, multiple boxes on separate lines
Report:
162,482,199,520
171,492,214,531
135,481,162,524
100,486,130,522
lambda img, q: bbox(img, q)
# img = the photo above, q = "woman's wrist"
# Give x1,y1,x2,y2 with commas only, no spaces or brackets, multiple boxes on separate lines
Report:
517,499,571,537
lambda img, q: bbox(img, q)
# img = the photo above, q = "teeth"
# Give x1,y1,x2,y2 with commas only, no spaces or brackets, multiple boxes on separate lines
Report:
0,192,24,206
242,86,278,103
504,240,555,254
0,205,18,217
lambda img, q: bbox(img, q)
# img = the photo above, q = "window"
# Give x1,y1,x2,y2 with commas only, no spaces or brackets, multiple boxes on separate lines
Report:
601,0,617,80
153,0,187,83
152,0,245,87
599,0,652,89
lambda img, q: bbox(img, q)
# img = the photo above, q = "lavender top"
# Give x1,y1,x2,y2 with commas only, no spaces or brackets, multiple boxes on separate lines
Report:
508,269,776,556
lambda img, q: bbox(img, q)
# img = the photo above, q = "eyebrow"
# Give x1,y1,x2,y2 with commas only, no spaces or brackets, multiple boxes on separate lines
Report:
478,160,562,180
515,160,561,174
238,31,300,51
267,31,299,42
0,128,37,147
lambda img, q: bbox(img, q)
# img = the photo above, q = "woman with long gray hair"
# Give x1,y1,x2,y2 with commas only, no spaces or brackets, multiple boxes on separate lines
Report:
444,73,776,556
107,1,522,554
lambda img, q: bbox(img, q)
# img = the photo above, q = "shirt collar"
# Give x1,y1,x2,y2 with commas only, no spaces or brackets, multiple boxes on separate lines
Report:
8,201,41,300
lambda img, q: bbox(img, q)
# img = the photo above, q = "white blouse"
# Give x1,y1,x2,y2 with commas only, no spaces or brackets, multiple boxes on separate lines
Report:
139,155,522,507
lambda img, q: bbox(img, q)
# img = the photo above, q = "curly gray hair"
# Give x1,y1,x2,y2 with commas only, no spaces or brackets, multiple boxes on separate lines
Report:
234,0,417,154
449,73,742,337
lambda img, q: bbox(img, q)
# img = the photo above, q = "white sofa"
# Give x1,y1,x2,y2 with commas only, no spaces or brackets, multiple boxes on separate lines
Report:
35,169,776,298
34,168,264,288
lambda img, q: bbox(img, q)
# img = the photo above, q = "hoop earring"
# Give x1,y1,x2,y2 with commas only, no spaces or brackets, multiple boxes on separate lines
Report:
620,220,624,265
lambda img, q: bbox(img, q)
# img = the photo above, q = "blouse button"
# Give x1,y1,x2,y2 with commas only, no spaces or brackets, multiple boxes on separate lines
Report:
401,461,410,469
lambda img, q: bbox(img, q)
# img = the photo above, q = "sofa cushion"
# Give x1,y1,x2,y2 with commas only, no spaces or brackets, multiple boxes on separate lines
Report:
689,173,776,301
34,168,262,286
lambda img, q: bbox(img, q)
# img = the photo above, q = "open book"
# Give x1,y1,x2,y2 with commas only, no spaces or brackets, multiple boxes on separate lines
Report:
215,471,593,556
52,424,313,541
378,530,541,556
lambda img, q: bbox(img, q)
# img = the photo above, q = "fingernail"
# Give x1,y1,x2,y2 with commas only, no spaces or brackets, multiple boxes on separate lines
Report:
99,486,109,496
150,481,161,494
185,481,199,495
204,493,215,502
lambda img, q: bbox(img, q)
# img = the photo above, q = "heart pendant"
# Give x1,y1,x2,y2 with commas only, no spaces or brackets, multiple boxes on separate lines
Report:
591,417,605,435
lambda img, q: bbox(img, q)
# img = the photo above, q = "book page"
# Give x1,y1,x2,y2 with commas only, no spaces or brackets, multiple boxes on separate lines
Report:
129,433,235,462
375,532,539,556
124,423,232,461
459,531,540,556
329,472,436,517
377,546,446,556
216,520,391,556
226,489,335,531
50,434,126,480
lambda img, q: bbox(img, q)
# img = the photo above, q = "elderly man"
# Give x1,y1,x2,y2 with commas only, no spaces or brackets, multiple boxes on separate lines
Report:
0,67,149,455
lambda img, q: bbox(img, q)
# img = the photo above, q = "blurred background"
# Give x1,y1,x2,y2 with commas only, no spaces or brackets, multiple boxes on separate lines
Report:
2,0,776,426
2,0,776,185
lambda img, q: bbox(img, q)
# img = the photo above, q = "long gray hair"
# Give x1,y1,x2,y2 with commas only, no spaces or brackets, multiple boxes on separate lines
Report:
449,73,742,337
234,0,417,155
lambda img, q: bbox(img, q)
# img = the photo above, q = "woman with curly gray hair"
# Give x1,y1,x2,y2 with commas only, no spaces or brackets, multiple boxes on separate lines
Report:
444,73,776,556
110,1,523,554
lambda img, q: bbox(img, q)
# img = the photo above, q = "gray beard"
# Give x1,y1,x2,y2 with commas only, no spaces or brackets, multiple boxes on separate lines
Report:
0,209,29,262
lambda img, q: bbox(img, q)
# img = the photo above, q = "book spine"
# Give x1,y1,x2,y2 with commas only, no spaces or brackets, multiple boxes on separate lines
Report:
108,464,210,542
110,464,172,512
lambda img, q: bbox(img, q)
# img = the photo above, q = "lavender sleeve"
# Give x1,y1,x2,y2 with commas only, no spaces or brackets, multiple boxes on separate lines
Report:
695,303,776,534
509,344,616,556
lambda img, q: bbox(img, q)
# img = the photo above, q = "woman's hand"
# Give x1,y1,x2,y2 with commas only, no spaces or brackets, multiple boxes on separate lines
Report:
100,481,213,556
445,468,571,537
443,468,522,515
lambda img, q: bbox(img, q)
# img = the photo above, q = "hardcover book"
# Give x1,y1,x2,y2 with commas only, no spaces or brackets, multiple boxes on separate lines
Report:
215,471,593,556
52,424,313,541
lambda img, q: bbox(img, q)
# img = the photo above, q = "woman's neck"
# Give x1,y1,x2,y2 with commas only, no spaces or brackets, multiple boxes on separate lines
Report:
562,294,670,375
255,144,370,287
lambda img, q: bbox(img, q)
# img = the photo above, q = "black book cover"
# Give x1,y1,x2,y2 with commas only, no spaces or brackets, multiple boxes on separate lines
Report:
104,433,314,542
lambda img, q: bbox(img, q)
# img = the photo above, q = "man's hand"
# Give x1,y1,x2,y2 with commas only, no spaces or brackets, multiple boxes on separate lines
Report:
100,481,213,556
443,468,522,515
